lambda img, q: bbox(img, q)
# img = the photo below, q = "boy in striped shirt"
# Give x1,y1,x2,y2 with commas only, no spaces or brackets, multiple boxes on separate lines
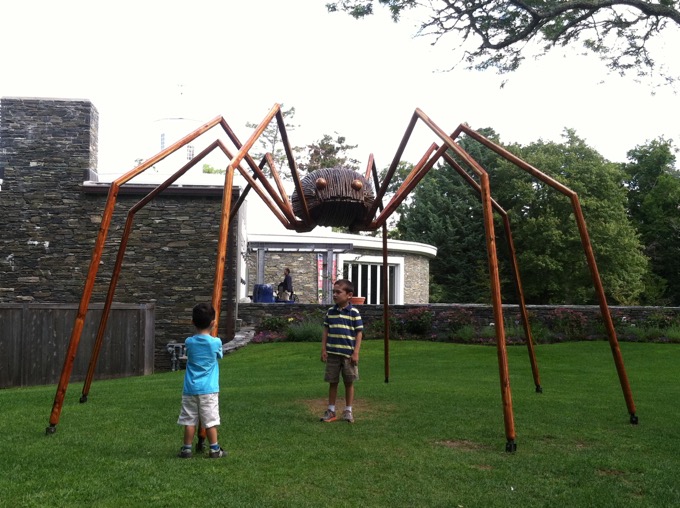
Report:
320,279,363,423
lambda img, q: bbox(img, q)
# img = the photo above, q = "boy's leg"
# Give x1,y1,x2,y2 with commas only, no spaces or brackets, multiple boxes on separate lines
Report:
178,395,200,458
206,426,218,446
205,426,227,458
342,356,359,423
177,425,196,458
344,382,354,407
328,382,339,407
320,382,339,422
197,394,227,458
183,425,196,445
343,382,355,423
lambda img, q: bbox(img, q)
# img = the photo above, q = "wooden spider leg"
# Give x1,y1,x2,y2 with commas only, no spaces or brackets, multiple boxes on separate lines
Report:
219,108,308,229
47,116,225,434
476,170,517,451
459,127,637,424
211,163,236,333
369,143,442,230
442,150,542,393
213,103,308,328
79,140,225,403
218,115,300,226
368,109,518,449
215,140,295,227
265,153,294,213
276,109,312,227
228,154,272,217
365,112,420,222
228,153,292,222
366,157,392,383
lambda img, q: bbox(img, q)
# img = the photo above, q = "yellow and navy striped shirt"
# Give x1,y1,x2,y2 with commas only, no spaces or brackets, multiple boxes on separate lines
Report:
324,304,364,358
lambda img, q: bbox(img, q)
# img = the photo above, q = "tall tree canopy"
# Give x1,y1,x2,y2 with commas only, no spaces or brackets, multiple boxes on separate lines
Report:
396,128,650,305
490,130,648,305
327,0,680,84
395,161,489,302
244,104,299,178
296,134,360,172
623,138,680,304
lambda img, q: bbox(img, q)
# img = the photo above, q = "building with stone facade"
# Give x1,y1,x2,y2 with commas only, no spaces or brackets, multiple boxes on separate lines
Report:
0,96,437,375
0,97,241,372
246,231,436,305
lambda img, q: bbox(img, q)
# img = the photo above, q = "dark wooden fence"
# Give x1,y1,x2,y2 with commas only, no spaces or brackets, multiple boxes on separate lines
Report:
0,303,154,388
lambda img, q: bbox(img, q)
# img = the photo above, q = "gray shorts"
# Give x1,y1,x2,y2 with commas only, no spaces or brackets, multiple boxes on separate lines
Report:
324,354,359,384
177,393,220,428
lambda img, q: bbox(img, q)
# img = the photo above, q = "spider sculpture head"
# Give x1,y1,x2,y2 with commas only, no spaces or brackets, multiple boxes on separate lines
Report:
291,167,375,231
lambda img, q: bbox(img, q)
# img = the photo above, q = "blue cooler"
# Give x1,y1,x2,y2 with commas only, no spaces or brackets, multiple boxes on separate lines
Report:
253,284,274,303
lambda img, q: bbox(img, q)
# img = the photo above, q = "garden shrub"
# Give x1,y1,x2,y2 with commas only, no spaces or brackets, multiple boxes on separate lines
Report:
256,315,289,334
546,308,589,338
436,308,475,333
402,307,433,335
286,321,324,342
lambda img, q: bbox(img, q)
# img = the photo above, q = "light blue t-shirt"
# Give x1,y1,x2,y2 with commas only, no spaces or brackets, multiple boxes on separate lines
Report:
182,333,223,395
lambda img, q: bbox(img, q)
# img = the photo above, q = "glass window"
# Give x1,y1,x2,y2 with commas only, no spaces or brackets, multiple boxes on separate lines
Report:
342,261,397,304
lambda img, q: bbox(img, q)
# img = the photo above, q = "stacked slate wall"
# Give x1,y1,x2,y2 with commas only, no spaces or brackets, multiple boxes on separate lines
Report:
0,97,240,372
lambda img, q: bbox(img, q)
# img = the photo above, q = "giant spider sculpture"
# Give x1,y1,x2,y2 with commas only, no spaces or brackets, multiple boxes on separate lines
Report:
47,104,637,452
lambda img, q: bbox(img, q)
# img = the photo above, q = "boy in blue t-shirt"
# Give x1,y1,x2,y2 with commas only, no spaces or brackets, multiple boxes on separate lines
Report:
177,303,226,459
320,279,363,424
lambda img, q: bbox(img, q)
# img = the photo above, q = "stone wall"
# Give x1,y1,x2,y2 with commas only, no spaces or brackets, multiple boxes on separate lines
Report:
238,302,680,334
0,97,240,371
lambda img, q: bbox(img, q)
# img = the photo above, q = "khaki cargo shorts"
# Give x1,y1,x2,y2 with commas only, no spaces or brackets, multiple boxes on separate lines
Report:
324,354,359,383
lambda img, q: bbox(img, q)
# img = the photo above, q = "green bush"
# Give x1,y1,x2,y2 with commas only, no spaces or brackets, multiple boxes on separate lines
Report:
256,315,289,333
363,315,402,340
646,310,679,329
286,321,324,342
546,308,589,338
402,307,433,335
664,325,680,342
450,324,476,343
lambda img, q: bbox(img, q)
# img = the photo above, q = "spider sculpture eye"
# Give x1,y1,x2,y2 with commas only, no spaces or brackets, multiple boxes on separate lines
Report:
351,179,363,191
315,178,327,190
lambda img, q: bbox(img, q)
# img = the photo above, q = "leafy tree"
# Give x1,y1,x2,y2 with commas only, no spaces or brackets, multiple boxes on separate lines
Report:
488,130,649,305
297,133,360,172
397,128,649,304
327,0,680,84
202,163,222,174
244,104,300,178
395,161,490,303
623,139,680,304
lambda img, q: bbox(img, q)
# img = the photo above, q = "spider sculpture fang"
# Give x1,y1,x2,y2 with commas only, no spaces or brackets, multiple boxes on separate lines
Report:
47,104,638,452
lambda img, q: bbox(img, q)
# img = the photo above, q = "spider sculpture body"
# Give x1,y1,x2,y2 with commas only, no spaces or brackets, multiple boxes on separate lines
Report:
47,104,638,452
292,167,375,230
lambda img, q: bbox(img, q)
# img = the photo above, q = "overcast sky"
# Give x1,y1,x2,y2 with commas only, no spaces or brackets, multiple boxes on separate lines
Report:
2,0,678,233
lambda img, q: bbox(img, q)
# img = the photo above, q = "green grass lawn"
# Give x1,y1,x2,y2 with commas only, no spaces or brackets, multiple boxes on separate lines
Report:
1,341,679,507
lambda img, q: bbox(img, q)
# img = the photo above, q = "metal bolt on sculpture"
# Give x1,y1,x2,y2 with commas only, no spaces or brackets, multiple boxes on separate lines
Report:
46,104,638,452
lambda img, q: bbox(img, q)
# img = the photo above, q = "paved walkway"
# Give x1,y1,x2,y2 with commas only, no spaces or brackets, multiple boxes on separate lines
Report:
222,326,255,355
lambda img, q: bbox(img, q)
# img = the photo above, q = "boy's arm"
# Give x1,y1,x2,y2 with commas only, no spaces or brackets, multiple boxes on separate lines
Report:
351,330,362,365
321,327,328,362
215,339,224,360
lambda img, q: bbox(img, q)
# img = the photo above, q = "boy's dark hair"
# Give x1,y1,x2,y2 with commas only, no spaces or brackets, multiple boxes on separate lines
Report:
192,302,216,330
284,267,290,275
334,279,354,294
